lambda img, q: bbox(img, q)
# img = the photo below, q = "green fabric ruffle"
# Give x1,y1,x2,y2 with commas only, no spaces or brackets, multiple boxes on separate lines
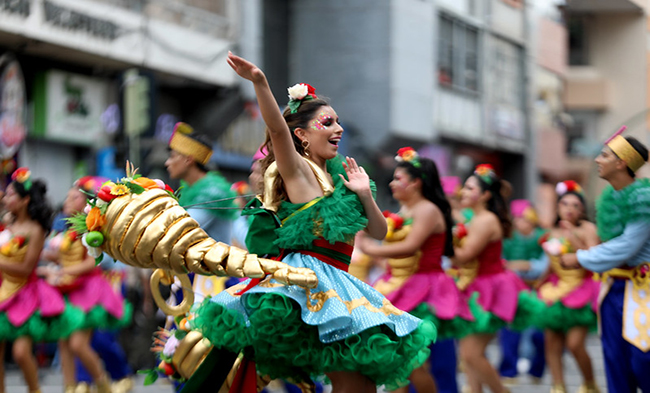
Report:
79,302,133,331
0,300,84,342
193,292,434,390
537,302,597,332
410,295,488,340
179,172,239,220
596,178,650,241
274,155,376,250
468,291,546,335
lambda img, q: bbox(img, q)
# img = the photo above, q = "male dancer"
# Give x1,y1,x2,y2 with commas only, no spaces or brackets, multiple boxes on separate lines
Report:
561,132,650,392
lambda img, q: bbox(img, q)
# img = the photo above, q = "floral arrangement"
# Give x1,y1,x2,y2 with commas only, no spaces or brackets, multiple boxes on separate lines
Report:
142,313,195,385
541,236,573,257
0,231,26,256
383,210,405,239
474,164,495,185
395,147,421,168
555,180,583,197
452,222,468,247
67,162,176,262
287,83,317,114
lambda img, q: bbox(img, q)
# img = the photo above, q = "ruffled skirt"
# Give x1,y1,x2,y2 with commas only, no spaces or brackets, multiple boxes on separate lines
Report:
376,271,477,338
192,252,436,389
536,274,599,331
0,276,84,341
60,269,132,330
462,270,544,334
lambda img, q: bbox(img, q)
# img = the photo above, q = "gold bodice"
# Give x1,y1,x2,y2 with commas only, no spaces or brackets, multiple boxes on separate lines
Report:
0,233,29,302
538,238,587,302
57,237,86,286
374,224,421,295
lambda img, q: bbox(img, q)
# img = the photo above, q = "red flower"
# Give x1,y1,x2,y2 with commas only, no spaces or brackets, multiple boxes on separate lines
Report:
13,236,25,248
304,83,317,99
165,184,174,193
97,185,117,202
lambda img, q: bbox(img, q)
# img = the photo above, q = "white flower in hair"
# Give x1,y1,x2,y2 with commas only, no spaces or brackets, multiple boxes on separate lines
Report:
555,182,568,196
287,84,309,101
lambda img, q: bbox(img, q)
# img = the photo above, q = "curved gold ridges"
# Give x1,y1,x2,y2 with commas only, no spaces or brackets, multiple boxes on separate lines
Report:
99,189,318,289
150,269,194,316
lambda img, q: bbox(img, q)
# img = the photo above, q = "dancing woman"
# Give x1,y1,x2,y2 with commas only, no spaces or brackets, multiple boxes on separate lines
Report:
40,177,131,393
189,53,436,392
451,165,540,393
356,147,477,393
0,169,79,393
537,181,600,393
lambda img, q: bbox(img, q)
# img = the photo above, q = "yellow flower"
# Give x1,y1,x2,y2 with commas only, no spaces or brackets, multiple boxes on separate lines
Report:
110,184,129,196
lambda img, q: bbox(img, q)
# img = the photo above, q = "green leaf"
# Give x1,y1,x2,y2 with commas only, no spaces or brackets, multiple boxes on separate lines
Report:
99,203,108,215
288,99,301,114
94,254,104,265
143,369,159,385
65,213,88,234
174,329,188,340
125,182,145,194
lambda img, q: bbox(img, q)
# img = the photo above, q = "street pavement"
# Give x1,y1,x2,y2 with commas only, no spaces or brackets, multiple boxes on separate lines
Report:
6,334,607,393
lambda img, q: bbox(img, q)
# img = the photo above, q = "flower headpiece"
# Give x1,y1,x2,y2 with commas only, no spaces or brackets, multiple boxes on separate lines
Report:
11,167,31,191
231,180,250,196
74,176,110,195
555,180,584,197
474,164,496,185
395,147,421,168
510,199,538,225
287,83,317,114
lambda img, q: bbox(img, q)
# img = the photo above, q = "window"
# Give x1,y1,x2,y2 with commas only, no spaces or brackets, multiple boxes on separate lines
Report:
438,15,480,92
491,37,524,109
568,16,589,66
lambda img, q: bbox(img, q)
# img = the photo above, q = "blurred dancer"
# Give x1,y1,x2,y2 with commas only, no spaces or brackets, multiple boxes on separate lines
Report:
357,147,474,393
451,165,542,393
40,176,131,393
0,168,76,393
536,181,600,393
165,122,239,243
498,200,547,385
561,133,650,393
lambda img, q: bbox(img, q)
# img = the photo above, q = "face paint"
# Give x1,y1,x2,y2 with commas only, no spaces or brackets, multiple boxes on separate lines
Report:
310,112,334,131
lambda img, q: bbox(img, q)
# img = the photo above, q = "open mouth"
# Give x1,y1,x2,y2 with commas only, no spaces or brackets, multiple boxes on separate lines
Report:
329,138,340,146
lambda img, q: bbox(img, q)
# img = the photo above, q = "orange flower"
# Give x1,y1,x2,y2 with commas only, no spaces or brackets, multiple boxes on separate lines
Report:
132,177,160,190
86,207,107,232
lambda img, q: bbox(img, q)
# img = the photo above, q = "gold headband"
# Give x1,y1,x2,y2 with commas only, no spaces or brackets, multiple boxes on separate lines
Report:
607,135,646,173
169,131,212,166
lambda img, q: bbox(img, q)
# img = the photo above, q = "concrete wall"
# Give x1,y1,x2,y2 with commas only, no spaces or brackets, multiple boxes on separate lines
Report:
291,0,392,150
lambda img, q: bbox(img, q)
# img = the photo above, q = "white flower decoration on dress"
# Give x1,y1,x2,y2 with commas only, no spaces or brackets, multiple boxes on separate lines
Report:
287,83,309,101
81,233,102,258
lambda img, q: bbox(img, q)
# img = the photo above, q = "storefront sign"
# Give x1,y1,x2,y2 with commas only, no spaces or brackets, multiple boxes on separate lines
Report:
33,70,109,145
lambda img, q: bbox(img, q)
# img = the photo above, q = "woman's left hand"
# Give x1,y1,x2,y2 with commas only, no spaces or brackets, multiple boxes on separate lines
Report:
340,157,370,196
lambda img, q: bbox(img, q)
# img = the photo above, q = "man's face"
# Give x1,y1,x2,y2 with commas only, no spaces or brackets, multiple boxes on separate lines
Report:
595,146,624,180
165,150,193,180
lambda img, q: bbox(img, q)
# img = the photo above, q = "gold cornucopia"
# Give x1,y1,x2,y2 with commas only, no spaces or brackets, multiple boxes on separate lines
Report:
97,188,319,314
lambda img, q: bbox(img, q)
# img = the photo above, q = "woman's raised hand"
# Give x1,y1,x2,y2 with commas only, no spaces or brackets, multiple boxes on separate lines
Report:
226,51,265,83
340,157,371,196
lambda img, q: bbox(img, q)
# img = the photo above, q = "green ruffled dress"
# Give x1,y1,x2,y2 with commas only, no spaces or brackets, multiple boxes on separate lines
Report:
193,156,436,389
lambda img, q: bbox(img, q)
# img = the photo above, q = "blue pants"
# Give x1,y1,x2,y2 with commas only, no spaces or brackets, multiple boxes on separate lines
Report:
76,329,132,383
409,338,459,393
498,328,545,379
601,280,650,393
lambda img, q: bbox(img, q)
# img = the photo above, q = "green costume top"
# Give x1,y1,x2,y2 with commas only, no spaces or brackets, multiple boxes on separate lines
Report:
502,227,546,261
179,172,238,220
595,178,650,241
273,155,375,250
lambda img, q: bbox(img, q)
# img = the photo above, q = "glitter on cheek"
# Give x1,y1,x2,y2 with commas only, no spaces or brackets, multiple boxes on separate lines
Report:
309,112,331,131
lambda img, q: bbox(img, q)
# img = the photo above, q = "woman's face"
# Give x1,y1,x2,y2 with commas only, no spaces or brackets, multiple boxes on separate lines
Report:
63,188,87,216
389,167,417,201
2,183,26,214
460,176,486,208
557,193,584,224
298,106,344,160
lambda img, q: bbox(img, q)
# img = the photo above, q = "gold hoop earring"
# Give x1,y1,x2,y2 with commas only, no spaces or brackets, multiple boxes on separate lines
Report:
301,140,310,157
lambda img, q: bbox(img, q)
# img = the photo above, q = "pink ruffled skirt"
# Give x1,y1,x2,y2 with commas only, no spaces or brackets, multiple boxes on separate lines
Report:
0,276,65,327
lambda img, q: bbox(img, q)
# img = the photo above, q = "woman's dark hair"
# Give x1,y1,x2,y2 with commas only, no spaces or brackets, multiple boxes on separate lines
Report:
624,136,649,178
397,159,454,257
260,98,330,201
554,191,587,226
11,179,53,232
472,173,512,238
